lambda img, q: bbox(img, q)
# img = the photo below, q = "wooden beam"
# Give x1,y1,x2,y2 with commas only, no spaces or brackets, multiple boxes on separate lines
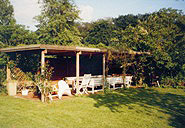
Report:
76,51,81,95
0,44,42,53
0,44,107,53
102,53,106,90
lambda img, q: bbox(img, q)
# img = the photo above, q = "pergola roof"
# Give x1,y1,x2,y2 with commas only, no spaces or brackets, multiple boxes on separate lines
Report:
0,44,107,55
0,44,150,55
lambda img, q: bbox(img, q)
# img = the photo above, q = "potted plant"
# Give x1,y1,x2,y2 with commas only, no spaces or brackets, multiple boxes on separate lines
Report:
22,83,29,96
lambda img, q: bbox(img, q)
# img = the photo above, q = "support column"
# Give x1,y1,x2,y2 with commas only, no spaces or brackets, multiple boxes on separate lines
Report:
41,50,47,74
102,53,106,90
41,50,47,102
6,55,17,96
6,64,11,81
76,51,81,95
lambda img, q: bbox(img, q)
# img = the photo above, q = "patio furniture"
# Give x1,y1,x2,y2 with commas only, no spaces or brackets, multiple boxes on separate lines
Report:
75,74,91,95
107,77,116,89
124,76,133,88
57,80,72,99
88,77,103,94
48,84,58,101
107,76,124,89
66,75,103,94
115,76,124,88
48,80,72,101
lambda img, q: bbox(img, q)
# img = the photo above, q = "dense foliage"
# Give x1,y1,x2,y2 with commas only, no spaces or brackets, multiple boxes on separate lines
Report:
78,8,185,86
83,19,115,46
116,8,185,86
35,0,82,45
0,0,15,26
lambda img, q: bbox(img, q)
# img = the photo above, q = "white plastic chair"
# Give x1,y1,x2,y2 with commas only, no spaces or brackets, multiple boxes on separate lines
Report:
48,84,58,101
58,80,72,99
77,74,91,94
48,80,72,101
88,79,95,94
88,77,103,94
108,77,117,90
124,76,133,88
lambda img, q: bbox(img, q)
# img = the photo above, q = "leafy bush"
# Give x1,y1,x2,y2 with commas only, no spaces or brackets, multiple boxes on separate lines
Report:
0,68,6,84
0,53,8,89
33,62,54,102
161,76,185,88
161,77,177,87
0,84,7,95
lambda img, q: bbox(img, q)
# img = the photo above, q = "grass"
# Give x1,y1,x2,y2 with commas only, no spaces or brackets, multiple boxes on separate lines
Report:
0,88,185,128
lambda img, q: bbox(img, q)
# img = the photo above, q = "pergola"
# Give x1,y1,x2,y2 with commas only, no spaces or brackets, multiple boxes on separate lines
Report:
0,44,151,96
0,44,107,94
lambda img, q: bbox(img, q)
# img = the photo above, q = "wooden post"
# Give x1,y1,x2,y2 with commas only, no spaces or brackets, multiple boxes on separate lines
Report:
41,50,47,74
41,50,47,102
102,53,106,90
6,64,11,81
76,51,81,95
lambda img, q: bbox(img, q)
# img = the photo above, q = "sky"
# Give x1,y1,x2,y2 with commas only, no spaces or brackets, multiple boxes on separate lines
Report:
9,0,185,31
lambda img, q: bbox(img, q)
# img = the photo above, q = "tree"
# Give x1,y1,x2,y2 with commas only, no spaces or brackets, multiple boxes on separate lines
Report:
0,0,15,47
76,22,93,44
9,25,37,46
0,0,37,47
84,19,115,46
113,14,138,30
0,0,15,25
0,0,14,86
0,24,38,47
114,8,185,85
35,0,81,45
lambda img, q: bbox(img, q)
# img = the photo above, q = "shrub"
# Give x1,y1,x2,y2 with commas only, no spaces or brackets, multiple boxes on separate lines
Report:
0,84,7,95
161,77,185,88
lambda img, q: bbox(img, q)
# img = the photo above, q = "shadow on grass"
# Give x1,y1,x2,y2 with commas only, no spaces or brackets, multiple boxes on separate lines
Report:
89,88,185,128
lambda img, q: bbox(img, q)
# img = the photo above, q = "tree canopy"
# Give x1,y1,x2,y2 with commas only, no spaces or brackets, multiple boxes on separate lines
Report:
0,0,15,26
112,8,185,84
35,0,82,45
113,14,139,30
83,19,115,46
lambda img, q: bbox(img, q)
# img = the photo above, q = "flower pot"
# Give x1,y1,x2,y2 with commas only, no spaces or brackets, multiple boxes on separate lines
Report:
22,89,29,96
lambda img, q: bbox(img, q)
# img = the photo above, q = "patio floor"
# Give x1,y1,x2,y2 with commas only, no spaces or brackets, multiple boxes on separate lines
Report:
14,92,74,101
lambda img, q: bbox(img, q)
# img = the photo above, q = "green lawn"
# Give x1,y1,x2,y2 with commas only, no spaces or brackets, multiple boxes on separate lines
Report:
0,88,185,128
